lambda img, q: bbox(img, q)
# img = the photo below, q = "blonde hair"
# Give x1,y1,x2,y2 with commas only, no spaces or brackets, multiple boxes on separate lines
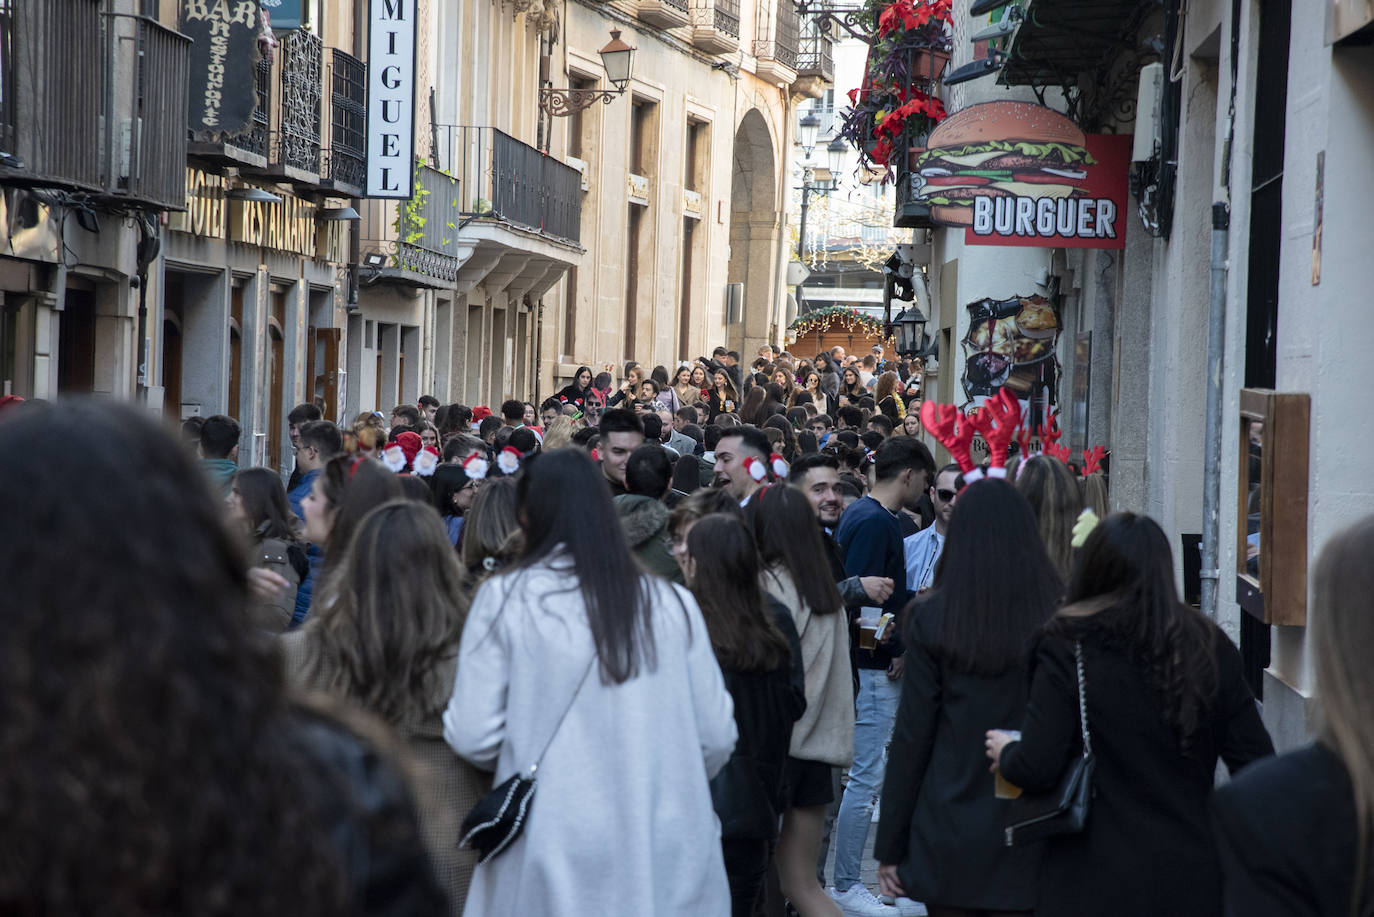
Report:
1312,515,1374,915
542,414,581,451
1015,455,1080,582
1080,471,1109,518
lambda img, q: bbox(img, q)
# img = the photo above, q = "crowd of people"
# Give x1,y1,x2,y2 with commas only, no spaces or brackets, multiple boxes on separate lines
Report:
1,341,1371,917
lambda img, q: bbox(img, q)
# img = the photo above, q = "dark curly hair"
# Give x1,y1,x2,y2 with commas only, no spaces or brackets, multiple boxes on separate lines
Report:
0,400,352,915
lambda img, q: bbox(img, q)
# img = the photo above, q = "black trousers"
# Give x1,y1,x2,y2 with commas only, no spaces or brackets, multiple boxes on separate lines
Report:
722,838,772,917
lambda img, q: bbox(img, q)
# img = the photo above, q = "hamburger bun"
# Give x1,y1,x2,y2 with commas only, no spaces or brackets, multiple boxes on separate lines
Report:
926,100,1087,151
931,204,974,226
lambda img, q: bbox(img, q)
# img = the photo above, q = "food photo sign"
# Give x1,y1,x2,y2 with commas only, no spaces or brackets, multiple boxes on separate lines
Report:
912,100,1132,249
962,294,1060,403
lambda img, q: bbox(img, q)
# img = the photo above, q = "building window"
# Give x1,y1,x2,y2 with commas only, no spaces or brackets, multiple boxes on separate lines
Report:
630,99,657,177
329,49,366,190
685,118,709,193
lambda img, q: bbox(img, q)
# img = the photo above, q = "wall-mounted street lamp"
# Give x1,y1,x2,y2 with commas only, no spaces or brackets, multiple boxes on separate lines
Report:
540,31,637,117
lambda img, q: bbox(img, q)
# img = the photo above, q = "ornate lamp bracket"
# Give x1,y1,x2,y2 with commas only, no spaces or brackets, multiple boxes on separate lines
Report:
540,86,623,117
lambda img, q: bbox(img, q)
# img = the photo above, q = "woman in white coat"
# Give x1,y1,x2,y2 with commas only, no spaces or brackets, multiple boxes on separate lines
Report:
444,447,738,916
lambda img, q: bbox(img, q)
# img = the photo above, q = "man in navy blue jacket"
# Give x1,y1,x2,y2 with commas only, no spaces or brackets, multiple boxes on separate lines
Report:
830,435,934,915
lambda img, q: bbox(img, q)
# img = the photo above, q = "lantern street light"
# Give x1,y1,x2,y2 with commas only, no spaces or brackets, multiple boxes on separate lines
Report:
794,114,843,318
891,306,929,358
798,112,821,157
540,31,638,116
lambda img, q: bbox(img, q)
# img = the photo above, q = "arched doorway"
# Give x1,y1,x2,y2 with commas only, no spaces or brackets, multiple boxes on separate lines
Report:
727,109,780,355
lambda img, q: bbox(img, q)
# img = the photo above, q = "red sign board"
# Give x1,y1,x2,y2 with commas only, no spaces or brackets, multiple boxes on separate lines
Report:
964,134,1132,250
911,101,1131,250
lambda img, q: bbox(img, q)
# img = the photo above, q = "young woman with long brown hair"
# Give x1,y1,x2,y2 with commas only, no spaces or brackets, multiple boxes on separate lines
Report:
747,484,853,917
1015,454,1081,584
684,514,805,917
282,499,490,913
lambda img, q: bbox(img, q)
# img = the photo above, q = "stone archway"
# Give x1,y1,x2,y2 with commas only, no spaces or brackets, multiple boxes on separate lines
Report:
727,108,780,355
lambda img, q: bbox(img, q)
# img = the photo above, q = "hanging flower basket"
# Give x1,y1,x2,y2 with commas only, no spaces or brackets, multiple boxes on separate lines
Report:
836,0,953,181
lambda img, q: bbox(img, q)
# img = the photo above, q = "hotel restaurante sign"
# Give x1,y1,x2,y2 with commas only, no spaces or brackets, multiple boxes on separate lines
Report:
366,0,418,198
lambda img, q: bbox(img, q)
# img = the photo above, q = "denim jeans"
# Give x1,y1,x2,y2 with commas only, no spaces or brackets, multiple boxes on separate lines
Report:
832,667,902,892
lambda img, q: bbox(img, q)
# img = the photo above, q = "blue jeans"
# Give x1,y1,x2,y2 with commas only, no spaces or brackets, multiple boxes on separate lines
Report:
833,666,902,892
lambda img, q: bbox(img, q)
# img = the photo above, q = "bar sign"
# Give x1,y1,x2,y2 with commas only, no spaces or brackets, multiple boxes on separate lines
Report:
366,0,416,199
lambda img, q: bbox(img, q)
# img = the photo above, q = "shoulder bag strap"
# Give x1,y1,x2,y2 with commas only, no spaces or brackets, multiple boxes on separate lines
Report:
527,654,598,777
1074,639,1091,759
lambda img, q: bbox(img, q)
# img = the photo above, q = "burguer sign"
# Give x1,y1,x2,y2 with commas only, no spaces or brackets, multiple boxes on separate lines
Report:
911,101,1132,250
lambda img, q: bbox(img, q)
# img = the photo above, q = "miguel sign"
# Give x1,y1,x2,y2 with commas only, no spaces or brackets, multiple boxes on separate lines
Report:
366,0,417,198
911,101,1131,250
183,0,261,137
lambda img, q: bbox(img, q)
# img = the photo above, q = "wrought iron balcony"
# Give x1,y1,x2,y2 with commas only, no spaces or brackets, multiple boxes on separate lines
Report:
324,48,366,197
101,12,190,210
0,2,189,210
754,0,800,83
360,163,463,286
796,28,834,82
690,0,740,53
433,125,583,245
638,0,690,29
4,0,104,192
271,29,323,182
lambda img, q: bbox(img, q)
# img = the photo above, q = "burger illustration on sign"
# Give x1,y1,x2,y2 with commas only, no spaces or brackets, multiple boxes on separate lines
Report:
913,101,1117,242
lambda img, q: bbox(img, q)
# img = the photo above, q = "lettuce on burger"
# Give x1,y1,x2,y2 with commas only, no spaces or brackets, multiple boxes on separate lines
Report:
913,101,1096,226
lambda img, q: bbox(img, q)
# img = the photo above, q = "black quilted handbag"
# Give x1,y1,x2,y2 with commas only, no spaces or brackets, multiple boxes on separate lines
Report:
1004,639,1095,847
458,658,596,863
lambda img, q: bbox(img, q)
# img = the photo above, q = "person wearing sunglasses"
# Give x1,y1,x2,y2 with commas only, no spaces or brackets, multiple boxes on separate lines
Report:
903,464,962,594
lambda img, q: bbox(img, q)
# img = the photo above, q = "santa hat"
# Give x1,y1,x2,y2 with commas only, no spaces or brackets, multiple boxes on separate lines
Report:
393,431,422,468
461,452,490,480
471,405,493,423
496,445,522,475
769,452,789,479
413,445,440,477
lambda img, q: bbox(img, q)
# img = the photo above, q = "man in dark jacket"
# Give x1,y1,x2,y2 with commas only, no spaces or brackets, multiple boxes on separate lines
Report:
614,445,683,584
830,436,933,914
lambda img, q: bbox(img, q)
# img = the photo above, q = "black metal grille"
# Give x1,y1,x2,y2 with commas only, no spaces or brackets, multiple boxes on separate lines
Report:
774,0,800,69
226,59,271,157
797,26,833,79
331,48,365,155
492,129,582,243
715,0,740,37
662,0,688,10
15,0,103,189
277,29,321,174
110,14,189,209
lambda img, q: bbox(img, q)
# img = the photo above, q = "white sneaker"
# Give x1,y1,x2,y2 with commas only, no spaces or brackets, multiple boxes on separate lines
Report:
829,884,900,916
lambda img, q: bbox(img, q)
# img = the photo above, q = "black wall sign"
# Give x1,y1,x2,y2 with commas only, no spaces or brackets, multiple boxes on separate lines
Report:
184,0,262,137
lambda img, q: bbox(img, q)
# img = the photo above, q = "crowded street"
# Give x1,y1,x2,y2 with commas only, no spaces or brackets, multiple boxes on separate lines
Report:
2,0,1372,914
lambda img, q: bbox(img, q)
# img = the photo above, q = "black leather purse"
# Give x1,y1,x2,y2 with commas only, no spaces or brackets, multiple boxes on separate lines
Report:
459,657,596,864
1003,639,1094,847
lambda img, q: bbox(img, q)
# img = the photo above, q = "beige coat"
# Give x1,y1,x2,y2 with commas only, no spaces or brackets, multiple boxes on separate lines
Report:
762,565,854,768
280,626,490,916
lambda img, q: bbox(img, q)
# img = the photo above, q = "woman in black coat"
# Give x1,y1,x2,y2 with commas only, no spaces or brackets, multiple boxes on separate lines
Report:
684,515,806,917
986,513,1274,917
1211,514,1374,917
553,365,594,408
875,480,1063,916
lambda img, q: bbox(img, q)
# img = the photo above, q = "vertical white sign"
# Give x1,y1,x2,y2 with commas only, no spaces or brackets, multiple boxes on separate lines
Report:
366,0,416,198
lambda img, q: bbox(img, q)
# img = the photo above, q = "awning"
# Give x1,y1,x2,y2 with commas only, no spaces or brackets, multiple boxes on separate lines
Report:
997,0,1163,88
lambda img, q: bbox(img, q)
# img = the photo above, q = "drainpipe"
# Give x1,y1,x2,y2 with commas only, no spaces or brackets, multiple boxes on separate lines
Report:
1200,202,1228,619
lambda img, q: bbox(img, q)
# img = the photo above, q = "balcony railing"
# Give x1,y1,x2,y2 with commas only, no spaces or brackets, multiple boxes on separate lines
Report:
797,28,834,82
274,29,323,178
361,163,463,284
9,0,103,191
102,13,190,210
326,48,366,195
2,3,188,209
755,0,800,71
434,125,583,245
715,0,740,36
